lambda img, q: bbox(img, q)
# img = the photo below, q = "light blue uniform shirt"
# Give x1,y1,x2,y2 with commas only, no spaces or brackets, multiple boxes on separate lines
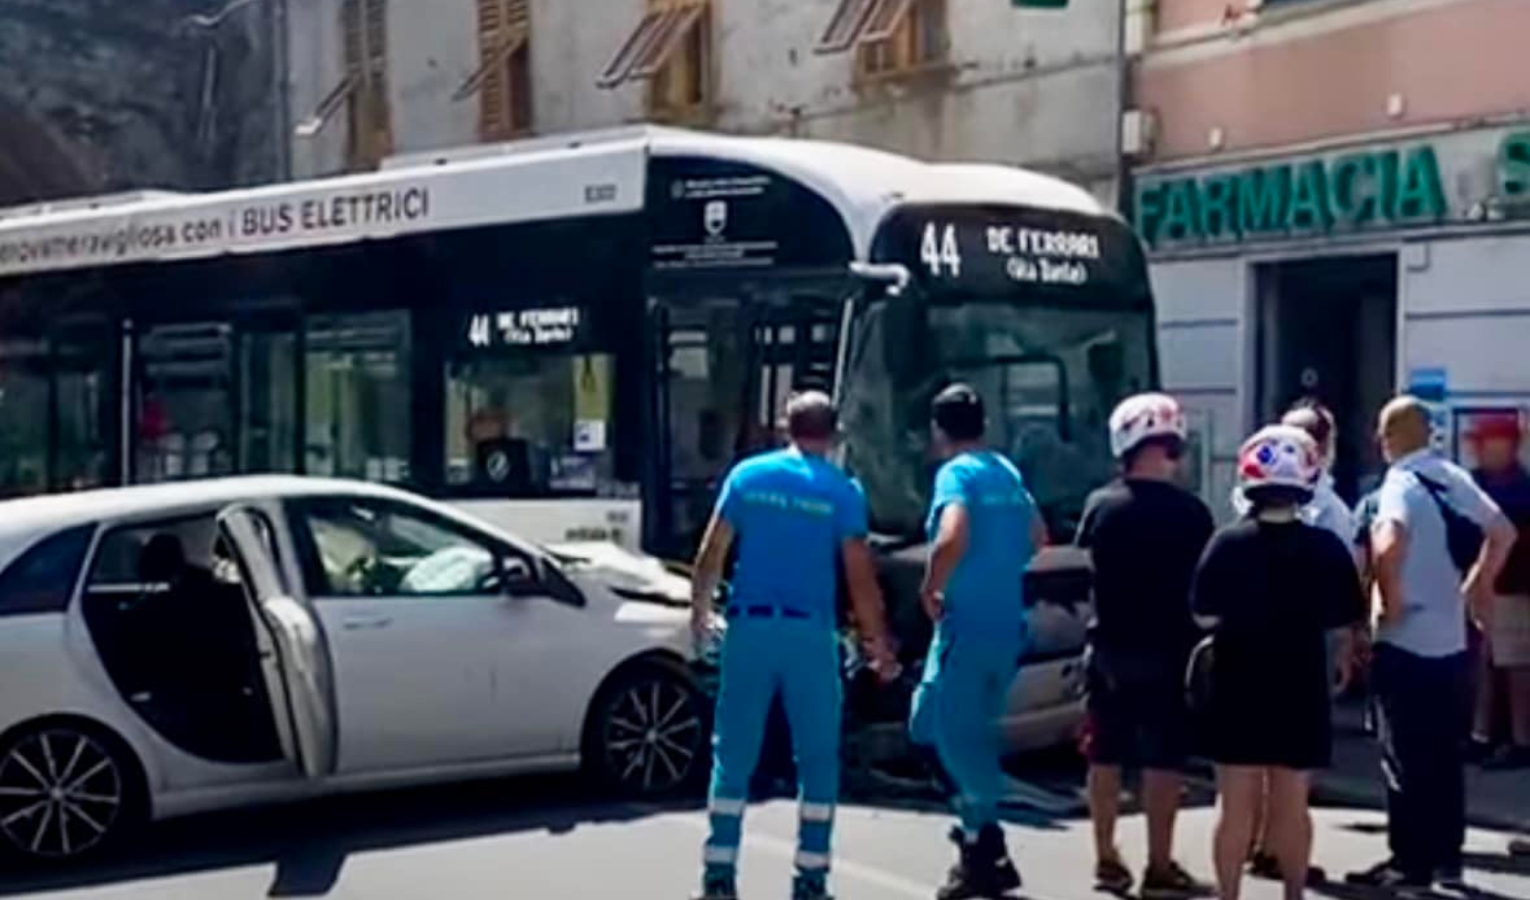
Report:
925,450,1038,643
1372,449,1502,657
716,447,868,620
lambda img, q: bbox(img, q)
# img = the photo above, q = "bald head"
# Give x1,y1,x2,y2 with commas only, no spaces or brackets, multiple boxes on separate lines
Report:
784,390,838,449
1378,394,1431,462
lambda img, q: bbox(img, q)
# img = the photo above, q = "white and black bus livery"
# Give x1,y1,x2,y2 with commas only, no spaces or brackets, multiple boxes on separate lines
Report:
0,126,1155,557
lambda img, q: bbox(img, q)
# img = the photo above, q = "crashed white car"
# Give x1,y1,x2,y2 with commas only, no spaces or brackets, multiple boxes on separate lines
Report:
0,476,706,864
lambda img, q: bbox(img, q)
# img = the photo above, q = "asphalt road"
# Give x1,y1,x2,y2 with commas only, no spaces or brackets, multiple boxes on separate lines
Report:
4,773,1528,900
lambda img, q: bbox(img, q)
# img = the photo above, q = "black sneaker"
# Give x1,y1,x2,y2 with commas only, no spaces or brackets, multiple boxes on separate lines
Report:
936,826,1021,900
1511,836,1530,857
975,824,1023,893
1345,859,1431,890
1436,865,1467,891
694,869,738,900
1094,856,1134,895
791,873,832,900
1141,861,1214,899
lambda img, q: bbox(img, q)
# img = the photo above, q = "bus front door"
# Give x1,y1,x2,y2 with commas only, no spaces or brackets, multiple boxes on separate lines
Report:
647,292,842,560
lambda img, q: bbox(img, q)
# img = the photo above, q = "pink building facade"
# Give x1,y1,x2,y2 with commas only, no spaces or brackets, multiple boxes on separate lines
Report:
1128,0,1530,516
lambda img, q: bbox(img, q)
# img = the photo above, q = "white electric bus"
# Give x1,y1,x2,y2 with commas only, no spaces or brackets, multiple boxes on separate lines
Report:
0,126,1154,547
0,126,1157,695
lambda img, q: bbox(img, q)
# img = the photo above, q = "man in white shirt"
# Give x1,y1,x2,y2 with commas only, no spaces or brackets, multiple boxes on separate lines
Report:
1347,396,1517,892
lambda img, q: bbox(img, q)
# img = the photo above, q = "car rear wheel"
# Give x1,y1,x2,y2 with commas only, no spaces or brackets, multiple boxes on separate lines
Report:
0,722,143,864
585,660,710,799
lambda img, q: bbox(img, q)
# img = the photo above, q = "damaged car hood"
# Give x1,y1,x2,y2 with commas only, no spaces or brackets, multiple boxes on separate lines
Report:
548,541,694,608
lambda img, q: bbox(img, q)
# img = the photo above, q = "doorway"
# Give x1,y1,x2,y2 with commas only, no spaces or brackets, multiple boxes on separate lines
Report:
1255,254,1398,502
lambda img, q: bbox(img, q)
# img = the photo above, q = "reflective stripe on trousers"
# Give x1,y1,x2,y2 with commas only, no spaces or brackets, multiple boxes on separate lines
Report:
702,617,842,880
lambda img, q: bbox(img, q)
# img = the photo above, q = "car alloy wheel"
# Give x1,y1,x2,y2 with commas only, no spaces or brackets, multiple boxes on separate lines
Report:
0,728,126,860
599,671,706,796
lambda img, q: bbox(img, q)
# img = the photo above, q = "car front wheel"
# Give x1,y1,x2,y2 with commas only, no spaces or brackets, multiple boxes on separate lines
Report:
585,660,710,799
0,722,142,864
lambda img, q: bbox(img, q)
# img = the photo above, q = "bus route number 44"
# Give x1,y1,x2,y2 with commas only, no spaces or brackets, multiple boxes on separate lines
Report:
920,223,963,279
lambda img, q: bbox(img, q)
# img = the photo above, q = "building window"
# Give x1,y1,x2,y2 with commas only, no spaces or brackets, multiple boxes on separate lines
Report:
458,0,533,141
597,0,712,123
341,0,393,170
305,312,412,484
816,0,949,79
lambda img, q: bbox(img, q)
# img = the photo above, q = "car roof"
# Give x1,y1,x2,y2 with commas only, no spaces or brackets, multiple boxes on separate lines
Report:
0,475,419,543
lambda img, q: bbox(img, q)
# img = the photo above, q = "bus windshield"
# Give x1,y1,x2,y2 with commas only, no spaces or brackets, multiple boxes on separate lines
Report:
838,295,1155,542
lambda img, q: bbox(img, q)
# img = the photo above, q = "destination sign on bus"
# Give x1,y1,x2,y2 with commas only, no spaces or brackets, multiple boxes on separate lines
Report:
871,205,1144,304
465,306,584,349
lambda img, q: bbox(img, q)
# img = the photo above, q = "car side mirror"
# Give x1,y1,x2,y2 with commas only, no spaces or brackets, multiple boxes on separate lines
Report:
501,556,539,597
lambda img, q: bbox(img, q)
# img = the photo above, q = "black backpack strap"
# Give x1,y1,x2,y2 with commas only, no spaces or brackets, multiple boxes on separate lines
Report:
1412,472,1455,519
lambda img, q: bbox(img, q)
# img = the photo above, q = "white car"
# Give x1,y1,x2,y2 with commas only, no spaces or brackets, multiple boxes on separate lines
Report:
0,476,709,864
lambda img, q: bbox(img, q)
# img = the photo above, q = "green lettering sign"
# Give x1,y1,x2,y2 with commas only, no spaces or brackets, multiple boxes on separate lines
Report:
1502,130,1530,199
1329,152,1379,226
1286,160,1332,232
1161,179,1201,242
1395,146,1446,222
1238,167,1289,235
1134,180,1165,247
1133,141,1452,248
1199,174,1238,240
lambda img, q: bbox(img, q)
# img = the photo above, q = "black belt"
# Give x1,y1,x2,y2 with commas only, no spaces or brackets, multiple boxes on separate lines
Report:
726,605,811,620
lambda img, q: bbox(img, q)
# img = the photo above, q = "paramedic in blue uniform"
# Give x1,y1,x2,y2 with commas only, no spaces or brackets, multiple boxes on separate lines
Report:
912,383,1047,900
688,390,898,900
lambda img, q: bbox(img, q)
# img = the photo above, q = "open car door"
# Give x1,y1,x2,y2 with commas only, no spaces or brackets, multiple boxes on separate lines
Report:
217,504,337,779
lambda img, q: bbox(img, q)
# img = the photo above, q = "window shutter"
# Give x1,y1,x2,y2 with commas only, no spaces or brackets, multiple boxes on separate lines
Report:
477,0,532,140
342,0,364,78
816,0,881,54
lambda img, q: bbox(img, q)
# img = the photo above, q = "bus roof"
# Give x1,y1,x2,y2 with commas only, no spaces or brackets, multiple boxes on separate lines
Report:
0,125,1113,278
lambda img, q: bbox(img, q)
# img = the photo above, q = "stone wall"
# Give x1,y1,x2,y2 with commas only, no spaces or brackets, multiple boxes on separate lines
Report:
0,0,280,205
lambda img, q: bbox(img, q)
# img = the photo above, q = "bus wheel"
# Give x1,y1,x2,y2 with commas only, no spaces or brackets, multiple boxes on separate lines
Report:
584,659,710,799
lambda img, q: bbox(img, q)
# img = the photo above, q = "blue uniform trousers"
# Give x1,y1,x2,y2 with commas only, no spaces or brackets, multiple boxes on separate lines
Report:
910,627,1021,837
703,612,842,886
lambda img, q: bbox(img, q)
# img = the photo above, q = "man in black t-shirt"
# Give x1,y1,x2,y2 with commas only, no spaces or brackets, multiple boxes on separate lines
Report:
1074,392,1215,898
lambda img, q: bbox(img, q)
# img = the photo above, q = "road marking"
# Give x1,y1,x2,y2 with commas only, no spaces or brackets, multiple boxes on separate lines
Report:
655,809,938,899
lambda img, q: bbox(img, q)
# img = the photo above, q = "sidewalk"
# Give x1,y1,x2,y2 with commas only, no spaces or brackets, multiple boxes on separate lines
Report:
1310,702,1530,833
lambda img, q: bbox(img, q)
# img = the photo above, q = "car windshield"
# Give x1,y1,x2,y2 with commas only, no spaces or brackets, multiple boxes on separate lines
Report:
838,296,1155,540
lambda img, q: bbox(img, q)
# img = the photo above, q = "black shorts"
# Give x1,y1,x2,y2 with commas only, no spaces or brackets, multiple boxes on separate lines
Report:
1081,648,1191,770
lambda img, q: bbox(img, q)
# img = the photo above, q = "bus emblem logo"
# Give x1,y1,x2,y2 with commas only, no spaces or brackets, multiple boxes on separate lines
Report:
704,200,727,237
485,450,511,482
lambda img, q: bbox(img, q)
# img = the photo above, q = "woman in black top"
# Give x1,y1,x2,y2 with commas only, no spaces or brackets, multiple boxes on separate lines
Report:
1192,425,1366,900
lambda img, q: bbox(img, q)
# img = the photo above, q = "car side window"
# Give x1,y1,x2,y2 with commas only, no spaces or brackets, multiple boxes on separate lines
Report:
87,514,232,593
0,524,97,616
290,497,513,598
